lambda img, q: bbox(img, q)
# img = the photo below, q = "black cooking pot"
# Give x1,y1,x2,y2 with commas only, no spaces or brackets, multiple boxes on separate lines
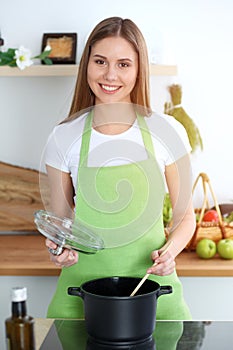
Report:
68,276,172,344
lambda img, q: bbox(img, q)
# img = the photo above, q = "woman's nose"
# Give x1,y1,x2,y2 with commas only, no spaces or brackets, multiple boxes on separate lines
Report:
104,64,117,81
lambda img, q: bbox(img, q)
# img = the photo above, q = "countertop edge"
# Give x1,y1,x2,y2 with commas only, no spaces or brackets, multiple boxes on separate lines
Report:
1,235,233,277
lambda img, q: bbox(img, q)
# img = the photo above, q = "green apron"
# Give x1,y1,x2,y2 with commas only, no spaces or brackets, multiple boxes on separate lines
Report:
47,111,191,320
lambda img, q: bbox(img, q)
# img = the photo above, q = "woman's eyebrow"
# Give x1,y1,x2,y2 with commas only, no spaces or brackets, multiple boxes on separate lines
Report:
93,54,106,59
93,54,133,62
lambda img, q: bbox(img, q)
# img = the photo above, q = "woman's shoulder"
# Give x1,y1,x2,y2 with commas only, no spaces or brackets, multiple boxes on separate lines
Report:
146,112,189,141
44,113,88,171
47,113,87,148
146,111,186,134
145,111,191,157
47,112,87,149
52,113,87,138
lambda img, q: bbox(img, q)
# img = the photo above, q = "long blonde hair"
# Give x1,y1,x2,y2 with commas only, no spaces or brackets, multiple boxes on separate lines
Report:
63,17,151,123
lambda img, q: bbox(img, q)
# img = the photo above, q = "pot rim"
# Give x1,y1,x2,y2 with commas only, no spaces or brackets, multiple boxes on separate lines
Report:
78,276,161,300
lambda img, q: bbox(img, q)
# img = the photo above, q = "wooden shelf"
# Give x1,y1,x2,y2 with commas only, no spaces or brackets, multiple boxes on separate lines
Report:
0,64,177,77
150,64,177,76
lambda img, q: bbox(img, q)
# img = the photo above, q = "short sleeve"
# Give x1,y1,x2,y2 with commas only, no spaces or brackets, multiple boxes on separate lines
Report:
44,127,70,173
146,113,192,169
165,116,192,165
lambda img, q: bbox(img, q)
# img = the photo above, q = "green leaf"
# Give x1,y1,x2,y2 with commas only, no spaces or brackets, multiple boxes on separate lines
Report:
0,56,17,66
224,211,233,223
41,50,52,59
43,57,53,65
0,47,53,68
0,56,14,64
8,61,17,67
33,49,52,60
0,48,16,59
0,48,16,67
0,54,13,62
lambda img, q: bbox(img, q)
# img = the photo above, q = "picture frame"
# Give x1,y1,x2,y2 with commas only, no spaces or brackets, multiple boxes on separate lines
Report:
41,33,77,64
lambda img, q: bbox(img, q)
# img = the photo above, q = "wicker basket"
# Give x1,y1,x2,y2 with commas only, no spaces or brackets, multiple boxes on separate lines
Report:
186,172,233,250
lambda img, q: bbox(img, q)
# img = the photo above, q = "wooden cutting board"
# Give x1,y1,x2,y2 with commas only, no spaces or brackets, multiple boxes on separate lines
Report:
0,162,50,232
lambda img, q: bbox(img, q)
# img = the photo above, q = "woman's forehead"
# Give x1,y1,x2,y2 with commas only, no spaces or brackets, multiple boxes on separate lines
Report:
90,36,138,59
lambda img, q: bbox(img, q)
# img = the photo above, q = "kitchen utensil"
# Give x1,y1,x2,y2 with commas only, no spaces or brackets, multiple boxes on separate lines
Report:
130,240,173,296
68,276,172,344
34,210,104,254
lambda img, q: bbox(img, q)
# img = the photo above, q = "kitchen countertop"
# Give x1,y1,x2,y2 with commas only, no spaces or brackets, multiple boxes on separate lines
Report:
35,318,55,350
0,233,60,276
1,234,233,277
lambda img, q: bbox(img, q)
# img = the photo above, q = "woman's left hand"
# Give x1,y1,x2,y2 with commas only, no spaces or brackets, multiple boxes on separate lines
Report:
147,248,176,276
45,238,78,268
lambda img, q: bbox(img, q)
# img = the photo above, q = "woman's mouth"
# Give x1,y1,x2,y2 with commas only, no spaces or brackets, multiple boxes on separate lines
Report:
100,84,121,93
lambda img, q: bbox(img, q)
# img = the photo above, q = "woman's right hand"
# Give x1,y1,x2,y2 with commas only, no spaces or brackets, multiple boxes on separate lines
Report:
45,238,79,268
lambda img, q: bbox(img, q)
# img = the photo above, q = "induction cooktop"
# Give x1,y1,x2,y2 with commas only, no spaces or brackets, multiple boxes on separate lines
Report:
39,320,233,350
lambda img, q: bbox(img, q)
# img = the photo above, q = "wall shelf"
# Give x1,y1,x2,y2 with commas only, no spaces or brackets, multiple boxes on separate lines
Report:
0,64,177,77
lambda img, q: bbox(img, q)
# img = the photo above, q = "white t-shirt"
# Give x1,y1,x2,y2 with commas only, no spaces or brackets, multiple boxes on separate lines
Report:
44,111,191,190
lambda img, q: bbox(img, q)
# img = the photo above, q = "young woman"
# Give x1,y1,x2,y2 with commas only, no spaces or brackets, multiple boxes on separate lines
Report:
44,17,196,319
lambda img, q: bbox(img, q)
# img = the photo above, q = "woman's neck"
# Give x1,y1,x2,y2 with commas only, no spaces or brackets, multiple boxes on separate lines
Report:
92,103,136,135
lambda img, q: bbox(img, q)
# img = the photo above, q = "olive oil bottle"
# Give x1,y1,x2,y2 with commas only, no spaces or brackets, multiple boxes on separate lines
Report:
5,287,35,350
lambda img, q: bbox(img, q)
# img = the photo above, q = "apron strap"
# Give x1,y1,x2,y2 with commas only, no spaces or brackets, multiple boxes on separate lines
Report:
78,110,94,168
78,110,155,169
136,113,155,158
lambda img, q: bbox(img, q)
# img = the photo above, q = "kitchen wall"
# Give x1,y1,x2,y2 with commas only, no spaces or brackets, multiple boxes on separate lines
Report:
1,0,233,203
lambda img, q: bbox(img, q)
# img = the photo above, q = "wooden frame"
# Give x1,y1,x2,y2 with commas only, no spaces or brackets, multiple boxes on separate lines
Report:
41,33,77,64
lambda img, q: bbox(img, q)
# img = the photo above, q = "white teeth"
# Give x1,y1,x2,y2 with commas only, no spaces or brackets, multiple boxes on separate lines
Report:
101,84,119,91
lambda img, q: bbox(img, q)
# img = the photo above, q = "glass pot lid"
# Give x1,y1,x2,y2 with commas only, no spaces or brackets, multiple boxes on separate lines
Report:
34,210,105,254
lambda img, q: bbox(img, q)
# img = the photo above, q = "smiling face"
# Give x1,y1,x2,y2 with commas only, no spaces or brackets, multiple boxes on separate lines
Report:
87,36,139,105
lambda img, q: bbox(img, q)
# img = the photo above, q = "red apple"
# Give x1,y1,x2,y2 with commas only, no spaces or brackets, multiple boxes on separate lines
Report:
203,210,219,222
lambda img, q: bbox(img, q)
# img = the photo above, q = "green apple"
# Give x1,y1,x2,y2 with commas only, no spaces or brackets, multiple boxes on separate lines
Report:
217,239,233,259
196,238,217,259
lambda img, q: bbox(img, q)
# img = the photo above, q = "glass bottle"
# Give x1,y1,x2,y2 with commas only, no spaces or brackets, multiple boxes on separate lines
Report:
5,287,35,350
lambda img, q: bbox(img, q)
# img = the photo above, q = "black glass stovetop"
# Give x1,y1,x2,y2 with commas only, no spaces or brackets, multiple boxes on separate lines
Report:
39,320,233,350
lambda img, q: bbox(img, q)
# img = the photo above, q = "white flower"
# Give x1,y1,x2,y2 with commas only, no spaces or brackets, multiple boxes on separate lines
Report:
1,44,52,69
44,45,51,52
14,45,33,70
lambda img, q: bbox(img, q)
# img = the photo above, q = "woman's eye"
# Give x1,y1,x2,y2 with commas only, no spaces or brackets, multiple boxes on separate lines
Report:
95,59,106,65
119,62,129,68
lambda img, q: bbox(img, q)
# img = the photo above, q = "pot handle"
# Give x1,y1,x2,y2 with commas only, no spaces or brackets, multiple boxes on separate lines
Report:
67,287,84,299
157,285,173,298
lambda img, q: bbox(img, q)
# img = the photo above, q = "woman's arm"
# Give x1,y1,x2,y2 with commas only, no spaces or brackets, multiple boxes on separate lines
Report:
164,154,196,257
148,154,196,276
45,165,78,267
46,165,75,218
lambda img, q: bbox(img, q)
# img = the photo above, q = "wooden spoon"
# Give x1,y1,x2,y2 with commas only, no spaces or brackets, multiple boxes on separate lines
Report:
130,240,173,297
